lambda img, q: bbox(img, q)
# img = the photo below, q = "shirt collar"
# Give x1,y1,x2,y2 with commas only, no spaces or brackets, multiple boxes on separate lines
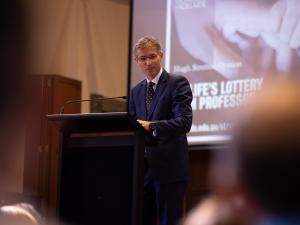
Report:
146,67,163,86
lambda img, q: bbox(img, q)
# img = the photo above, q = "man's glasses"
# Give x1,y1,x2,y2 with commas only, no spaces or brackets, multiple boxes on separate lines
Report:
136,54,158,63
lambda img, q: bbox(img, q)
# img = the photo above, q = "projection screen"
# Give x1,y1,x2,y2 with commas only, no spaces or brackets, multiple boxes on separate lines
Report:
129,0,300,145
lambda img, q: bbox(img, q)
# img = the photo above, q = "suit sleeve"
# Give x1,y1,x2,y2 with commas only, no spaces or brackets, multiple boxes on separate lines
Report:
154,76,193,137
128,89,137,119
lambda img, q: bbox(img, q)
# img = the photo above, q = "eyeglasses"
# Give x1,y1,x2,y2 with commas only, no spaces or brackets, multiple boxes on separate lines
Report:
136,54,158,63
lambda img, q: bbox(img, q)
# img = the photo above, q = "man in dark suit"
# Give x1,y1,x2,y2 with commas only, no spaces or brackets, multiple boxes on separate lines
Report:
129,36,193,225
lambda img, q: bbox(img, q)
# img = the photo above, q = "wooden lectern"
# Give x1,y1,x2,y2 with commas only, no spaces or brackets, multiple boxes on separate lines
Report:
47,112,155,225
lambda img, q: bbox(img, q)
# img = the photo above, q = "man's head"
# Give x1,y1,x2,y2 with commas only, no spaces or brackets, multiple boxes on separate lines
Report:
134,36,163,80
233,79,300,214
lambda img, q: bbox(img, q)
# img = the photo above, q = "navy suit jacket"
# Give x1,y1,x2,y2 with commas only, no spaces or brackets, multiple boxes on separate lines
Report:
129,69,193,183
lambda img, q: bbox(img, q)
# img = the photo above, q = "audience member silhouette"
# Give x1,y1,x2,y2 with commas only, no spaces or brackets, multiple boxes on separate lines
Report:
182,78,300,225
0,1,45,225
0,203,44,225
233,79,300,224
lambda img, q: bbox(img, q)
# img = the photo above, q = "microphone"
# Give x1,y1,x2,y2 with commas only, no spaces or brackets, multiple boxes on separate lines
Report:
59,96,127,114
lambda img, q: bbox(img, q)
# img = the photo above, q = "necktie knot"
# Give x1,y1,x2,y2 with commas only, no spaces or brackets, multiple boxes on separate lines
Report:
149,81,155,88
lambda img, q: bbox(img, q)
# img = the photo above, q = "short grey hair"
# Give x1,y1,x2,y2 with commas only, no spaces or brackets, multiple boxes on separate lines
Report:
133,36,162,58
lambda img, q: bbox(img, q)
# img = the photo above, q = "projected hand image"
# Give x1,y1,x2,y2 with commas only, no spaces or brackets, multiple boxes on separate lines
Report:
267,0,300,49
173,0,300,79
262,0,300,71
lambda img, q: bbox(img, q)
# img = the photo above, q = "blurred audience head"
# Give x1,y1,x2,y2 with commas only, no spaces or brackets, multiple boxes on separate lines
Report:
181,195,250,225
184,78,300,225
0,0,27,191
0,0,26,113
233,78,300,214
0,203,43,225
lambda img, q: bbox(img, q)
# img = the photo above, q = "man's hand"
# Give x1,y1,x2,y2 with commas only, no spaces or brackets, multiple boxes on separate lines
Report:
137,120,151,131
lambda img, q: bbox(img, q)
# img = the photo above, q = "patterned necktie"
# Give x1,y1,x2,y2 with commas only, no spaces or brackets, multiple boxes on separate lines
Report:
146,81,155,116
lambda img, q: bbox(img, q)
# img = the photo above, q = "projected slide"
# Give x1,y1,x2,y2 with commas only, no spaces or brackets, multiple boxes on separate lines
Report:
130,0,300,144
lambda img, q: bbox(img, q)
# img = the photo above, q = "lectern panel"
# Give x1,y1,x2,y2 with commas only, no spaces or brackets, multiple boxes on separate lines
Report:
58,146,135,225
47,113,147,225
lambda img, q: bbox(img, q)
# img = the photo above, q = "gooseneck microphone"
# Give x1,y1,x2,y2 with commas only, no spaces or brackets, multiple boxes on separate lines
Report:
59,96,127,114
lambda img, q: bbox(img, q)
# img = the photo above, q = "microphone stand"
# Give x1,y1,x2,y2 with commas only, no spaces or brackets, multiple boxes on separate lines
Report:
59,96,127,114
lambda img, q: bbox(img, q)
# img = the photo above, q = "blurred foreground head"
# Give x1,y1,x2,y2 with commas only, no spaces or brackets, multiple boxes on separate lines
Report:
234,78,300,214
0,0,26,113
0,203,43,225
0,0,27,190
181,194,249,225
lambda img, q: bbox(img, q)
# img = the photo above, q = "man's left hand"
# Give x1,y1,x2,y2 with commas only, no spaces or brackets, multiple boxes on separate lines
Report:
137,120,151,131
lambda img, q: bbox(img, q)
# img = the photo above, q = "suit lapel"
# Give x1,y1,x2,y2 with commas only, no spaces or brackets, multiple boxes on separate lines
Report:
147,70,168,120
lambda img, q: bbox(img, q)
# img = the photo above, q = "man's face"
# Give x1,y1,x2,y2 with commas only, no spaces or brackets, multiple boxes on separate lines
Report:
135,47,163,80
